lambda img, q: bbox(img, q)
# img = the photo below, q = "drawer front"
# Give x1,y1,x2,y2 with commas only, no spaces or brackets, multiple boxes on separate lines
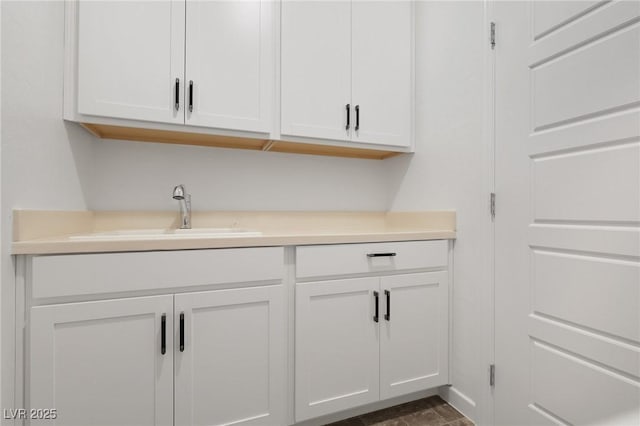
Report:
32,247,284,299
296,240,448,279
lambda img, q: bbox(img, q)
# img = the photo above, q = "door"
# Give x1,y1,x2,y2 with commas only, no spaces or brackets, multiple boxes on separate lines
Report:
185,0,272,133
174,285,286,426
281,0,352,141
351,0,412,147
30,295,174,426
380,272,449,399
77,0,185,123
295,277,380,421
494,1,640,424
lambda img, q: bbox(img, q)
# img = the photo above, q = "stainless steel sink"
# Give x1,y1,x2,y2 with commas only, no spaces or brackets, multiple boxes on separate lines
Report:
69,228,262,240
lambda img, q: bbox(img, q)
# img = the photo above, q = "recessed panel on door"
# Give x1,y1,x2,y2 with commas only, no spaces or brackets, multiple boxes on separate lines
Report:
77,0,185,123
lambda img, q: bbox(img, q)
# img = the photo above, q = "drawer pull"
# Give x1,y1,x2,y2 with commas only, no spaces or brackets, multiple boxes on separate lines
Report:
367,252,397,258
373,291,379,323
179,312,185,352
161,314,167,355
384,290,391,321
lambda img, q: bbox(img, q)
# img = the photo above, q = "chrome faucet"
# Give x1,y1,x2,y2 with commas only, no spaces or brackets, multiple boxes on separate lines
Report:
172,184,191,229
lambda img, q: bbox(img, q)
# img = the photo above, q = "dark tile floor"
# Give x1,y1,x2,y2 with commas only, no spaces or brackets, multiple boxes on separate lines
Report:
325,396,473,426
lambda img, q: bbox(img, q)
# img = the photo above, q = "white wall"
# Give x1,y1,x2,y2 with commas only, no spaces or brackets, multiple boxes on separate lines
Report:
1,0,95,413
387,1,491,422
90,140,389,211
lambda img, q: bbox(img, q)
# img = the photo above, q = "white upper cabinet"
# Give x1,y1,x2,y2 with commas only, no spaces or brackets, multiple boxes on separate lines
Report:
281,0,413,148
280,1,352,142
72,0,273,134
76,0,185,124
351,1,412,147
185,1,272,132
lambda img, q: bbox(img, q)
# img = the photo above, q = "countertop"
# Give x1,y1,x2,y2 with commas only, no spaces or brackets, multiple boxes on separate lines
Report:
12,210,456,255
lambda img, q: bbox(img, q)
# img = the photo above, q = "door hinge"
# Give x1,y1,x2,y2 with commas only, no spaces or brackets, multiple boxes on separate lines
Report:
489,364,496,387
490,192,496,220
490,22,496,49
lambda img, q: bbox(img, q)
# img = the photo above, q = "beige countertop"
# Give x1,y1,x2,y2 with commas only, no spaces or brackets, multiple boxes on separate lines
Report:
12,210,456,255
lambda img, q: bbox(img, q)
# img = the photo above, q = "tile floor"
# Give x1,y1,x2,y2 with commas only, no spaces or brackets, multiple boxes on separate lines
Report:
326,396,473,426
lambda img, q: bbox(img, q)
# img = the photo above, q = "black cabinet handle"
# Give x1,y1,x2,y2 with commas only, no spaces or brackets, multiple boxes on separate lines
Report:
188,81,194,113
345,104,350,130
161,314,166,355
355,105,360,131
179,312,185,352
373,291,379,323
384,290,391,321
367,252,397,258
174,79,180,111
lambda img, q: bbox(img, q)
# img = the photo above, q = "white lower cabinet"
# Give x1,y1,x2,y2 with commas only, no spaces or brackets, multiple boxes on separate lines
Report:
30,285,285,426
27,247,286,426
295,277,381,420
30,295,175,426
174,286,285,426
295,241,450,422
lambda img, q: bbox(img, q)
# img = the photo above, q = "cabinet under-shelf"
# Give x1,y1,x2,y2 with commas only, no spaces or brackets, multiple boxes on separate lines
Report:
80,122,403,161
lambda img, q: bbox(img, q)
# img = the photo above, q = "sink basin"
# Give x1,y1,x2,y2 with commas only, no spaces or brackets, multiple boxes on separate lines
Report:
69,228,262,240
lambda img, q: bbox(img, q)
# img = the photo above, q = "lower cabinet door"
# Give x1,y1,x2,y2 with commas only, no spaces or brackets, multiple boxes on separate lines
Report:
174,285,286,426
30,295,174,426
380,272,449,399
295,277,380,422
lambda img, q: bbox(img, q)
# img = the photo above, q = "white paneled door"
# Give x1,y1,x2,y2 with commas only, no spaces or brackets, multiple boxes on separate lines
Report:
380,272,449,399
281,0,352,141
295,277,380,421
30,295,174,426
185,0,272,132
77,0,185,123
494,1,640,424
351,0,412,147
174,286,286,426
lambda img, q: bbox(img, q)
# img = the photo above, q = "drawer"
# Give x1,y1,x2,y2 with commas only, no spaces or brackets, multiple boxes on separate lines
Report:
296,240,448,279
32,247,284,299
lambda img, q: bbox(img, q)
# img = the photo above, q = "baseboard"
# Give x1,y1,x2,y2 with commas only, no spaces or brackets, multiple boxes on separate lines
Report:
439,385,478,424
293,388,440,426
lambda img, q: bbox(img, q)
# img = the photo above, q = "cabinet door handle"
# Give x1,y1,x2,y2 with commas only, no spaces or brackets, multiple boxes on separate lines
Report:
367,252,397,258
179,312,185,352
174,79,180,111
188,80,194,113
355,105,360,131
345,104,350,130
373,291,379,323
384,290,391,321
161,314,167,355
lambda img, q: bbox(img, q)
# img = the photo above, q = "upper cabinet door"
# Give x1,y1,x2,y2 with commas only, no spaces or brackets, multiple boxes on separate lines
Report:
351,1,412,147
76,0,185,124
281,1,352,141
185,0,273,133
